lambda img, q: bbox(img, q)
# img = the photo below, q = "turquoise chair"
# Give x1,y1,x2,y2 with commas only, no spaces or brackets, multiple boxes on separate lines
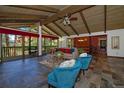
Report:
48,59,81,88
77,54,92,75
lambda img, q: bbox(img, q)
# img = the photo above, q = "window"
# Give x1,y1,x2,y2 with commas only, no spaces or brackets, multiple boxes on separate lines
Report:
111,36,120,49
100,40,106,49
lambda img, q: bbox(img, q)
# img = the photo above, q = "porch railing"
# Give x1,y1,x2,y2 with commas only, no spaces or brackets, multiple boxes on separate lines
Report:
42,46,58,53
1,46,38,59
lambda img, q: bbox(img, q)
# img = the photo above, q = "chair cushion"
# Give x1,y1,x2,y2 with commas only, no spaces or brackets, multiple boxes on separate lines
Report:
59,59,76,68
79,53,87,57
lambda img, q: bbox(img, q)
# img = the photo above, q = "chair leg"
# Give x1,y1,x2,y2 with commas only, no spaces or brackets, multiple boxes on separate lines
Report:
48,84,51,88
83,70,85,75
76,70,82,82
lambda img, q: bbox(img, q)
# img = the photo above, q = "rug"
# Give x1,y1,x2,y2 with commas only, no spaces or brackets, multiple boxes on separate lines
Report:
39,54,62,68
40,60,59,68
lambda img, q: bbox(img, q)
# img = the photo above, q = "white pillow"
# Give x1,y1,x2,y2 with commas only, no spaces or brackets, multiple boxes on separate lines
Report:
59,59,75,68
79,53,87,57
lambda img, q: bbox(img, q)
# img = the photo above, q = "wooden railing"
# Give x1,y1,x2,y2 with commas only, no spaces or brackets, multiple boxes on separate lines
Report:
1,46,38,59
42,46,58,53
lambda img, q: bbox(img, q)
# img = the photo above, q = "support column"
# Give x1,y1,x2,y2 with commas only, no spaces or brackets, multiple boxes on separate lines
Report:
22,36,25,59
29,36,31,55
44,38,46,52
0,34,2,63
57,39,59,48
89,36,92,54
38,23,42,56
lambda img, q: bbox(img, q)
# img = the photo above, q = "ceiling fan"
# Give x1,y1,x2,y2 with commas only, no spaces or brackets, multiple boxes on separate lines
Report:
59,14,78,26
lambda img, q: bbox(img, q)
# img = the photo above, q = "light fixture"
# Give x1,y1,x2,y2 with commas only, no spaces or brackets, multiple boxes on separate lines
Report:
78,39,84,42
63,16,71,26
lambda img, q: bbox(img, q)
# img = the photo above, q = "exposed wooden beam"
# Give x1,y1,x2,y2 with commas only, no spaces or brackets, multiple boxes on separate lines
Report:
1,23,34,26
42,31,47,34
0,18,40,20
43,25,57,36
45,25,62,37
0,19,40,23
4,25,31,28
42,28,52,35
79,12,91,34
69,24,79,35
53,22,70,36
43,5,95,25
6,5,59,13
42,30,49,35
104,5,107,33
0,12,48,19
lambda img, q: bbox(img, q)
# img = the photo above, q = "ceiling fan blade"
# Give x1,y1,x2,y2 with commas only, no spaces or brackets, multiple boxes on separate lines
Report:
68,13,72,18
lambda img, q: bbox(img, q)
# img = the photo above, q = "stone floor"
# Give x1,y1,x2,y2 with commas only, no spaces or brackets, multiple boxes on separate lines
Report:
75,56,124,88
0,57,51,88
0,54,124,88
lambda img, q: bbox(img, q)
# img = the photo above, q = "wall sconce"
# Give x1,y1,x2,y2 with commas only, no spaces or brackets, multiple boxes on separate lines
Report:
78,38,87,42
78,39,84,42
84,38,87,41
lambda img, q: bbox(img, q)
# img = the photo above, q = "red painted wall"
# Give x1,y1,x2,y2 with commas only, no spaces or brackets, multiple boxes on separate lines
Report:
74,36,90,52
74,37,90,47
91,35,107,49
73,35,107,53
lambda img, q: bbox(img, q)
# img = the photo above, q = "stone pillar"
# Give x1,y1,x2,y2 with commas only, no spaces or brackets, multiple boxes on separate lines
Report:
38,23,42,56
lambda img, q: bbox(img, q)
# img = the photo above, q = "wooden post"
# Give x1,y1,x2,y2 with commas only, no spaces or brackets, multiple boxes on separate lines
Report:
50,39,52,52
104,5,107,33
57,39,59,48
89,36,92,54
44,38,46,52
36,37,39,56
0,34,2,63
5,35,9,47
5,35,9,57
29,36,31,55
22,36,25,59
14,35,17,56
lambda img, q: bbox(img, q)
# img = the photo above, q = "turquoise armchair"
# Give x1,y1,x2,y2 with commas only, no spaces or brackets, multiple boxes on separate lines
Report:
77,54,92,75
48,60,81,88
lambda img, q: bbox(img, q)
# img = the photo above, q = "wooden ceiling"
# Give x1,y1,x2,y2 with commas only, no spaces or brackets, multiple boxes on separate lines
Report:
0,5,124,36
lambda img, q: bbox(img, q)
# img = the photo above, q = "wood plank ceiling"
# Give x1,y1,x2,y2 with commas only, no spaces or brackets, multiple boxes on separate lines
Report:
0,5,124,36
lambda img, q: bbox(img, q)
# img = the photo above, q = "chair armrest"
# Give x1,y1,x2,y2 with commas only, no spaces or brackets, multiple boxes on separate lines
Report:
48,71,57,81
